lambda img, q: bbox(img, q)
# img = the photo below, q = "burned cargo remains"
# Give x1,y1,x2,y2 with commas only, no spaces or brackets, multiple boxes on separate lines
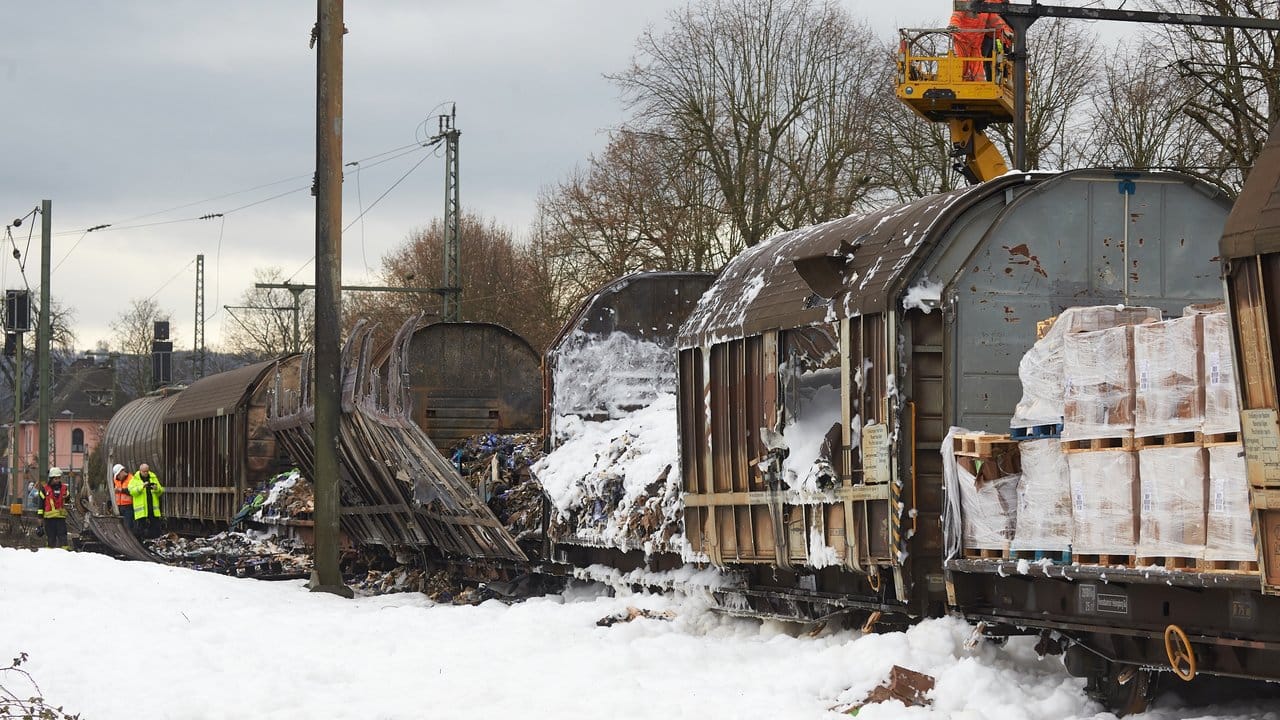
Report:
537,272,715,563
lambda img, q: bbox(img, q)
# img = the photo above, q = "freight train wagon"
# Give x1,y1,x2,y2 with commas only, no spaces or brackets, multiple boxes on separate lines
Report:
103,356,303,531
374,320,543,450
674,168,1257,708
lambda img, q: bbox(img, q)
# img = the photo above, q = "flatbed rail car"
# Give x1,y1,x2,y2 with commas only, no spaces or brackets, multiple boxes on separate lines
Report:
675,169,1235,641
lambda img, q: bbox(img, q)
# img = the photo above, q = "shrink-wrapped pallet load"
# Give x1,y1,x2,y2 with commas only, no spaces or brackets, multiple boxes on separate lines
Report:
1069,450,1139,555
1063,326,1136,440
1206,444,1255,562
1011,439,1072,552
1137,446,1207,559
956,456,1019,550
1012,306,1161,430
1134,316,1203,437
1202,313,1242,435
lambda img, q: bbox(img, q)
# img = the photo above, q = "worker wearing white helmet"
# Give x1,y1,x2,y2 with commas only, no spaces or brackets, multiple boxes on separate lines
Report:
37,467,71,549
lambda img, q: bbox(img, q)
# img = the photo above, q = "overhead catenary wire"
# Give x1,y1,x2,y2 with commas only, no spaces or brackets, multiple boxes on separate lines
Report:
287,140,441,282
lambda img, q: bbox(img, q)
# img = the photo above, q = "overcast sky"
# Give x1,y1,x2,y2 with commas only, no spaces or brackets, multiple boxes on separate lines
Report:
0,1,1129,350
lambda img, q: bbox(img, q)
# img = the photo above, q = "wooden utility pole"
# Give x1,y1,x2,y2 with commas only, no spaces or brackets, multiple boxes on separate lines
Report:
310,0,351,597
37,200,51,486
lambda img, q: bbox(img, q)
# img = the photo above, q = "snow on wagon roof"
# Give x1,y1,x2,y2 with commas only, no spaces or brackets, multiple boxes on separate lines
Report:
678,176,1036,349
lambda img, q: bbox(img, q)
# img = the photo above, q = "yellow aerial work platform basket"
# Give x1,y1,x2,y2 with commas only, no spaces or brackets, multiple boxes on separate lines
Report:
896,27,1015,125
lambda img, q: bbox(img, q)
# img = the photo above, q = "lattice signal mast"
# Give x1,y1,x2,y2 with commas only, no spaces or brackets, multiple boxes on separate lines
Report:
439,108,461,322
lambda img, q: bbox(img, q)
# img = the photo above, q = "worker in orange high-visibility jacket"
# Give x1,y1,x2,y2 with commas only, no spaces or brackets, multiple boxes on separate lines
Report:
949,4,987,81
127,463,165,539
111,463,134,532
37,467,71,549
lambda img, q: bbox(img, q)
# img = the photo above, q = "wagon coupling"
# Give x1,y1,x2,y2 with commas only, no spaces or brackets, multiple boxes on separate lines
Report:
1163,624,1197,682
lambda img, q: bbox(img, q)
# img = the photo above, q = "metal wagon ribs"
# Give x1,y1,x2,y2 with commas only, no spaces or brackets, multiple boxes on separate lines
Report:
268,315,525,561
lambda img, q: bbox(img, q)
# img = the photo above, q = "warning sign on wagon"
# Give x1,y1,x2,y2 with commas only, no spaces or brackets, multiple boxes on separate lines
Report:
862,423,890,484
1241,409,1280,487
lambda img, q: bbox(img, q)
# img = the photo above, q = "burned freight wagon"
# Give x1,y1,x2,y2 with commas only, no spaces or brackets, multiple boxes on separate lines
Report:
677,169,1231,635
376,320,542,450
159,356,304,527
101,387,185,514
536,271,715,566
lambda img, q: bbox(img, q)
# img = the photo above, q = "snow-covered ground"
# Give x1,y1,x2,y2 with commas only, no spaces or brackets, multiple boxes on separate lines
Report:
2,548,1277,720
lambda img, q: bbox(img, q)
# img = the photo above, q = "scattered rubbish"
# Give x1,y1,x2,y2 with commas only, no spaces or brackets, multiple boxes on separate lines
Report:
230,469,315,529
596,606,676,627
349,566,495,605
450,432,546,544
834,665,935,714
146,531,311,579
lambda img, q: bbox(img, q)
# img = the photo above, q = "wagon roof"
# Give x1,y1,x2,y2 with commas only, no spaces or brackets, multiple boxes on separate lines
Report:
1221,120,1280,258
551,270,717,355
677,176,1035,348
164,357,281,423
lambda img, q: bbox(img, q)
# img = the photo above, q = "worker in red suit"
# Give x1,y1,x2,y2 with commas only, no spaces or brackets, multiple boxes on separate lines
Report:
951,0,1012,81
37,467,71,549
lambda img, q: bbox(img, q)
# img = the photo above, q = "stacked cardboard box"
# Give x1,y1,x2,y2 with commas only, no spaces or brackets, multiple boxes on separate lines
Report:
1063,325,1136,440
1201,313,1241,435
1068,449,1139,555
1012,306,1160,430
1136,446,1207,559
955,450,1020,550
1011,439,1072,552
1134,316,1203,437
1205,444,1255,562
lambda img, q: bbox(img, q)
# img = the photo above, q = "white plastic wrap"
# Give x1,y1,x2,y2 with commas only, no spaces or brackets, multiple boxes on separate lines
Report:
1205,444,1255,561
1013,306,1161,429
1136,446,1207,559
1202,313,1242,435
1011,439,1072,552
1068,450,1139,555
957,460,1020,550
1063,326,1136,440
1134,316,1203,437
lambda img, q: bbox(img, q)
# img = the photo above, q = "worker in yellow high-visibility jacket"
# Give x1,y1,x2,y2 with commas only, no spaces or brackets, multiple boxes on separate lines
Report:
127,463,165,539
37,467,71,549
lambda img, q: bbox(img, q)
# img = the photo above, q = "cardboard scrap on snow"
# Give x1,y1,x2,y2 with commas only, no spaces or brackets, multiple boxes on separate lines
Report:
833,665,935,715
596,606,676,627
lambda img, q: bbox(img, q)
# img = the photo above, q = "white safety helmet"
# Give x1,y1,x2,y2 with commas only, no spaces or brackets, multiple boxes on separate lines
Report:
48,467,63,479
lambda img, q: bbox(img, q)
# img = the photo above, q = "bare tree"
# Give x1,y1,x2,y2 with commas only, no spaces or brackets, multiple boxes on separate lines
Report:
347,213,563,352
1080,39,1226,187
610,0,885,247
992,18,1099,170
1143,0,1280,191
109,298,175,397
536,129,734,298
222,267,315,361
0,297,77,412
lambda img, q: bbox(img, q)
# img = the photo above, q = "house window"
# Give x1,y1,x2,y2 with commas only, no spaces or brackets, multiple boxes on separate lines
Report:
71,428,85,454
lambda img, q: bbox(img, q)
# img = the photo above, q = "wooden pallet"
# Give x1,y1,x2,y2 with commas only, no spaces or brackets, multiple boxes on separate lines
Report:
953,433,1018,458
1072,553,1135,566
963,547,1006,559
1133,431,1199,449
1198,558,1260,574
1006,548,1071,563
1062,434,1136,453
1201,431,1241,447
1010,422,1063,442
1135,555,1198,571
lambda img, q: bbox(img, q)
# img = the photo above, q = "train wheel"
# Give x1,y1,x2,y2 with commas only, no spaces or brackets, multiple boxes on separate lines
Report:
1093,663,1156,717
